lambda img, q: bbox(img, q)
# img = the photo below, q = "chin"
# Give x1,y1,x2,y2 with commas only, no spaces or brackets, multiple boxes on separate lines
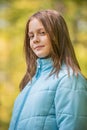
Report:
37,56,46,58
36,54,46,58
37,55,50,59
35,53,50,58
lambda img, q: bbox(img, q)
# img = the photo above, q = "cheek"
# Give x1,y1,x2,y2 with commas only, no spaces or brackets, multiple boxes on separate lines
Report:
48,44,53,55
47,42,52,51
30,42,33,49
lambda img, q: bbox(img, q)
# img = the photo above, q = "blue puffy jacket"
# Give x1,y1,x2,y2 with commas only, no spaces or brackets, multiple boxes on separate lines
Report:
9,58,87,130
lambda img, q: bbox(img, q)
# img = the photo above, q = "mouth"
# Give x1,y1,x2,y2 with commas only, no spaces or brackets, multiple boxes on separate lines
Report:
34,45,45,50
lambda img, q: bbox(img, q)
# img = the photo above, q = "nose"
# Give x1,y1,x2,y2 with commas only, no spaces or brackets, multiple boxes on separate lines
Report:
33,34,40,43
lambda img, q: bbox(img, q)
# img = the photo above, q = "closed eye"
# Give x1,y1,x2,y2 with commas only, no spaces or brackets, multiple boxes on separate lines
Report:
29,34,34,39
39,31,46,35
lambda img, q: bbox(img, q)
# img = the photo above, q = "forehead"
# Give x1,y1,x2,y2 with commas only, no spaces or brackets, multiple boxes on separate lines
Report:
29,18,45,32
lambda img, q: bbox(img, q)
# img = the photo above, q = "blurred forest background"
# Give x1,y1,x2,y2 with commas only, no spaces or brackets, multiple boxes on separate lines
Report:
0,0,87,130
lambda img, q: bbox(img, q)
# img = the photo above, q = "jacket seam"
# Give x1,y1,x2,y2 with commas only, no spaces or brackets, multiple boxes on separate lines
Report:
56,113,87,117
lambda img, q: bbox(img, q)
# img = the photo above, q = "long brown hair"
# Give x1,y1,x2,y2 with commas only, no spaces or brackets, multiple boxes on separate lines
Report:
19,9,80,90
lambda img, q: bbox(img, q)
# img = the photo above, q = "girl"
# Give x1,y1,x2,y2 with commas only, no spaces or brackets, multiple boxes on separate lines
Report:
9,9,87,130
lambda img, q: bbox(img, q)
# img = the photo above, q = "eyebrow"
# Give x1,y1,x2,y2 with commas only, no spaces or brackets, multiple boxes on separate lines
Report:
29,28,45,34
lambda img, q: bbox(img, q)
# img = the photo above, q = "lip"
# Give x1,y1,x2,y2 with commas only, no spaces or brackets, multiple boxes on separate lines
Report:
34,45,45,50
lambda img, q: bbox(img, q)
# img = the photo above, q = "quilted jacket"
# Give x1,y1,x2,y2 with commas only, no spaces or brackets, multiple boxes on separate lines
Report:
9,58,87,130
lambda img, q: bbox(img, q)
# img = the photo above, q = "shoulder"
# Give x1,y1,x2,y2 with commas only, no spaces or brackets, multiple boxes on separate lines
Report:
55,64,87,130
58,64,87,91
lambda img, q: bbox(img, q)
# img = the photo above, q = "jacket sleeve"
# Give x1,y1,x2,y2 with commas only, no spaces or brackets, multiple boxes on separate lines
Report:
54,73,87,130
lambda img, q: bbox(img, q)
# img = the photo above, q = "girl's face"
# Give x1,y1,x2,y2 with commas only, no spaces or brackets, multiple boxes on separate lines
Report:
28,18,52,58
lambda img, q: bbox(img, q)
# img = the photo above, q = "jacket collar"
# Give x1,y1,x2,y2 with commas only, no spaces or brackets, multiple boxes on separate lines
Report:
36,58,53,71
